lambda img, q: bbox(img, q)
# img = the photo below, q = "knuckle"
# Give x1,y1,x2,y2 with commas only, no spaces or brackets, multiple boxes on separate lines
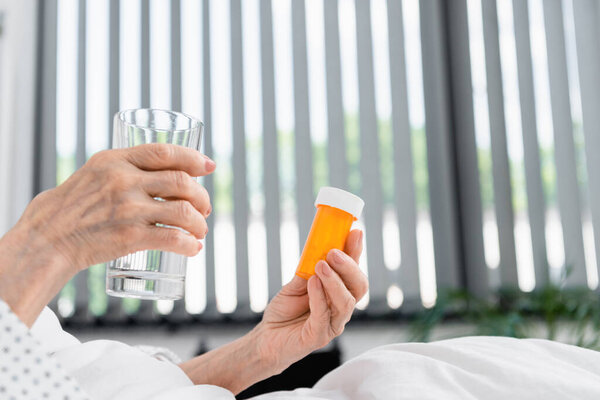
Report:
165,229,190,249
89,149,111,165
177,201,195,221
197,182,208,200
359,277,369,297
101,164,134,189
115,196,144,220
201,186,212,211
107,170,129,189
346,295,357,312
163,228,180,245
329,324,343,338
151,143,173,163
195,184,212,215
194,215,207,238
201,218,209,237
171,170,191,192
199,183,209,197
32,189,51,204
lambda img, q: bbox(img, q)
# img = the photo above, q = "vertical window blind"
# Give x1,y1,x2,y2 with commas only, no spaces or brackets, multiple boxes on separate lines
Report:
31,0,600,323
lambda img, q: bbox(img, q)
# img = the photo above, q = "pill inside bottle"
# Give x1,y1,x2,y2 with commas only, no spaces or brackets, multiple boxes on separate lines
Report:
295,187,365,280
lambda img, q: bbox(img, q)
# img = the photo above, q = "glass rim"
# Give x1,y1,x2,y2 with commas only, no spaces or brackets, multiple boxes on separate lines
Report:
116,108,203,133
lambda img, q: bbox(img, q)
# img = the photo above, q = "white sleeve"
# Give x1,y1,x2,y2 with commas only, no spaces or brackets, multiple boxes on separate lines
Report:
52,339,235,400
0,299,90,400
15,302,234,400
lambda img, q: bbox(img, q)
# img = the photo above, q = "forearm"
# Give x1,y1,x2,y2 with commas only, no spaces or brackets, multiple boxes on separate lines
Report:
178,324,282,395
0,222,74,327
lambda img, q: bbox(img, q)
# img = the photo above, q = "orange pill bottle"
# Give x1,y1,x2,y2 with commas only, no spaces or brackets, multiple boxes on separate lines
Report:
296,187,365,280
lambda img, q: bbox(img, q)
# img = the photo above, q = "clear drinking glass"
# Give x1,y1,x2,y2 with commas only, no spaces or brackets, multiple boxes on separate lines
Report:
106,109,203,300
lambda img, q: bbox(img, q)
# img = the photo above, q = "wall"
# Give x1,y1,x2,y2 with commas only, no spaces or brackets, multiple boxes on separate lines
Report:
0,0,38,235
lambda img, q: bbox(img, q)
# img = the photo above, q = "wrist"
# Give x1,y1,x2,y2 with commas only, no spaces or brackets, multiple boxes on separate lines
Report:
246,322,287,375
250,321,289,375
178,324,283,395
0,221,75,326
22,190,82,273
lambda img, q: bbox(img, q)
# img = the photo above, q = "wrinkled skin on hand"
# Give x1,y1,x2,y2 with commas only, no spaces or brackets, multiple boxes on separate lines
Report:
255,229,368,372
18,143,215,273
178,230,369,394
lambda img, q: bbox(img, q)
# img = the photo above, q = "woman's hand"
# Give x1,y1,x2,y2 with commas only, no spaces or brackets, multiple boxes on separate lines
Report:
179,230,367,394
19,143,214,271
255,229,367,371
0,144,214,325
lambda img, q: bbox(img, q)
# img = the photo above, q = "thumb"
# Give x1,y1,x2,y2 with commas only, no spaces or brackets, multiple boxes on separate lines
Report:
279,274,309,296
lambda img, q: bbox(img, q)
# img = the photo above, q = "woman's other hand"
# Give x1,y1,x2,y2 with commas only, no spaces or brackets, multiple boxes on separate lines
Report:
255,229,367,373
178,230,367,395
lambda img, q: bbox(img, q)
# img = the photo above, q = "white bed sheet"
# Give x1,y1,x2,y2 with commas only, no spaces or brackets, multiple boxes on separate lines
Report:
31,307,600,399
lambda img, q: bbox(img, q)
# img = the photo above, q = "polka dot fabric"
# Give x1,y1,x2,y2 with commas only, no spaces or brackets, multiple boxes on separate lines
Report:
0,300,89,399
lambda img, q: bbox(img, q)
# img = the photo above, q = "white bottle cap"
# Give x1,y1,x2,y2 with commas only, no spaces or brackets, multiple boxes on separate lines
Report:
315,187,365,219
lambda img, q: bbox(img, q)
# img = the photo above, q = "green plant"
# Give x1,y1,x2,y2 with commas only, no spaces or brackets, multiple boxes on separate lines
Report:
410,284,600,350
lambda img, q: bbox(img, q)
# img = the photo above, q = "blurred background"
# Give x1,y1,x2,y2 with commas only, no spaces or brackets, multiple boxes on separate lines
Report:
1,0,600,376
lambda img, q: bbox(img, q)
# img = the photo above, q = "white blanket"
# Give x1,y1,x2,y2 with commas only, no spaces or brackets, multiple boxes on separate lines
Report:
31,307,600,399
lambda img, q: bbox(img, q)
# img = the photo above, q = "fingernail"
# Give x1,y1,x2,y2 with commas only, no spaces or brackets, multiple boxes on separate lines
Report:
204,156,216,173
206,205,212,217
197,241,203,251
332,249,344,263
318,261,332,277
357,230,364,245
